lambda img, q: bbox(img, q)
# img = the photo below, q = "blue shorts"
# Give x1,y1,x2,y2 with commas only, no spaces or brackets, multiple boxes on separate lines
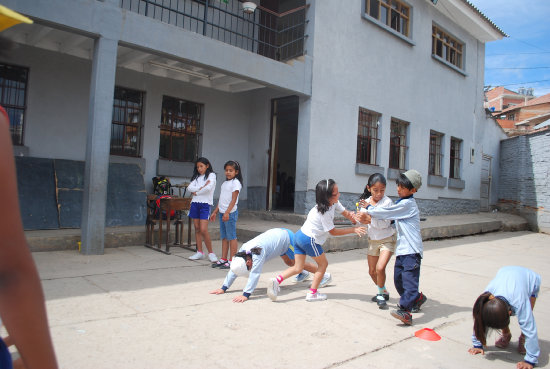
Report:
219,209,238,240
188,202,211,220
294,229,324,257
281,228,295,260
0,338,12,369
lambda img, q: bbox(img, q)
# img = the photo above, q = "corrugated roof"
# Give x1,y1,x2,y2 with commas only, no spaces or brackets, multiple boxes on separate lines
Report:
460,0,508,37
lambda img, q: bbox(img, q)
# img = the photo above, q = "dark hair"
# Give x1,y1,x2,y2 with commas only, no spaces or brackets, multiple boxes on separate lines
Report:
191,157,214,182
224,160,243,185
396,173,414,190
472,292,511,346
234,247,261,270
359,173,387,200
315,179,335,214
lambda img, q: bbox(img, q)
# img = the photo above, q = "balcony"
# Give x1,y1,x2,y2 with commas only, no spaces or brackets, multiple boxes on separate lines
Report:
119,0,308,62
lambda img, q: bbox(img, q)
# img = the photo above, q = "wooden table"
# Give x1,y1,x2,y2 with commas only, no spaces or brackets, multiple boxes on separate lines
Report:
145,195,195,254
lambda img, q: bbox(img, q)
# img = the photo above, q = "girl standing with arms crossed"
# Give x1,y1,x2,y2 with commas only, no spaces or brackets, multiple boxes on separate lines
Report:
267,179,367,302
210,160,243,269
358,173,396,309
187,157,218,262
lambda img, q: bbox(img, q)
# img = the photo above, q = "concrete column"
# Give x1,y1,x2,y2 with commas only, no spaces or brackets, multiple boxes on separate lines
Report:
81,36,118,255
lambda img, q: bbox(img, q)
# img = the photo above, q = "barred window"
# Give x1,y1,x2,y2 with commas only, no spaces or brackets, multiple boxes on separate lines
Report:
429,130,444,176
450,137,462,179
111,87,144,157
432,25,463,69
0,63,29,146
389,118,408,170
159,96,202,162
366,0,410,37
357,107,380,165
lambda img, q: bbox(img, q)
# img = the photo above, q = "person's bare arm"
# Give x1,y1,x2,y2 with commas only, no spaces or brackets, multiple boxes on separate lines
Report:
0,114,58,369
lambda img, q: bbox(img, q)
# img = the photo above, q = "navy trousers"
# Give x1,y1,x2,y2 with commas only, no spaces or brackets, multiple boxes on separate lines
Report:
394,253,422,311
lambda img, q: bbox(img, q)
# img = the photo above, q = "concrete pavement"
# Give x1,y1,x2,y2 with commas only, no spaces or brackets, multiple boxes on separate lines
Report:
20,228,550,369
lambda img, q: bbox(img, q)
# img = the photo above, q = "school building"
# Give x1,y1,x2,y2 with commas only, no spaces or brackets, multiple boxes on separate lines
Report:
2,0,506,254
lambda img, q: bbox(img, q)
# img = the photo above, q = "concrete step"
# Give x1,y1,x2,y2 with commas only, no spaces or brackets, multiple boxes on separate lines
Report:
25,211,530,253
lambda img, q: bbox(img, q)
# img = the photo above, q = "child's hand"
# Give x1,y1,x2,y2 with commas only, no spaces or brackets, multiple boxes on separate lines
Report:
358,199,368,208
516,362,533,369
209,212,217,222
210,288,225,295
233,295,248,303
355,212,371,224
354,226,367,237
222,212,229,222
467,347,484,355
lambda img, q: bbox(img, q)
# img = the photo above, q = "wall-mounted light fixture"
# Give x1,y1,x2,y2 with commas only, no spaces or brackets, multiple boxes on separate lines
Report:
148,61,211,80
242,2,257,13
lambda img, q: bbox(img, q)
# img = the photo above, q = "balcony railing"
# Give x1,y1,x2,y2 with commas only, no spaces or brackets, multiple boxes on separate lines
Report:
119,0,308,62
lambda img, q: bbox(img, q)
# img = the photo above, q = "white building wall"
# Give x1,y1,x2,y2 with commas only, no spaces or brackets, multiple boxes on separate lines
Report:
296,0,497,212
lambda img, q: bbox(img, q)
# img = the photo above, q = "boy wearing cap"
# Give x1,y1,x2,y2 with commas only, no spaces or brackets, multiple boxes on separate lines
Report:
356,169,426,325
210,228,331,302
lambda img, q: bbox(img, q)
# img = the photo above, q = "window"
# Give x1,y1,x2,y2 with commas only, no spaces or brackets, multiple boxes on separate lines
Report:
111,87,144,157
507,113,515,120
389,118,408,170
0,63,29,146
429,131,444,176
356,107,380,165
159,96,202,162
432,25,463,69
450,137,462,179
365,0,410,37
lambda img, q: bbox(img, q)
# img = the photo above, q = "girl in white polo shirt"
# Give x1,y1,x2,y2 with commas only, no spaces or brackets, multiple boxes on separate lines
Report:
267,179,367,302
187,157,218,262
209,160,243,269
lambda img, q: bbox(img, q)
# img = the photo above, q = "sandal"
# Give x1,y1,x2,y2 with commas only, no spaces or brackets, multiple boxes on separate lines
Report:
518,333,526,355
495,332,512,348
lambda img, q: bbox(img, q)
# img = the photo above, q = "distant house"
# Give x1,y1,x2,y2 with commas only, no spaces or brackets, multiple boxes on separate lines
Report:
484,86,535,114
491,92,550,136
2,0,507,253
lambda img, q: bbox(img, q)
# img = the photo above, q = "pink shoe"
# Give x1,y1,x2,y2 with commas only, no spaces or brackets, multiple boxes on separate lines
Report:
495,332,512,348
518,333,526,355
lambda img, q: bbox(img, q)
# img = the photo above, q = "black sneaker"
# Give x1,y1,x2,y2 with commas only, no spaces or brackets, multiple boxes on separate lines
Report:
375,294,388,309
411,292,427,313
219,261,230,269
390,309,412,325
371,293,389,302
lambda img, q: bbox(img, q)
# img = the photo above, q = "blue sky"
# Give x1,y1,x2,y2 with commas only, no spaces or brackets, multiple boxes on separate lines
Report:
468,0,550,97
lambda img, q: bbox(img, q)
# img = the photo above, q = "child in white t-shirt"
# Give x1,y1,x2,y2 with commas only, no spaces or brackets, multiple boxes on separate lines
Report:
358,173,395,309
267,179,367,302
209,160,243,269
187,157,218,262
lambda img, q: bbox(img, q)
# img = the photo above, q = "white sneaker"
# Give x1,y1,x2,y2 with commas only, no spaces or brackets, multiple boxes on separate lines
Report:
208,253,218,262
319,273,332,288
267,278,280,301
306,292,327,302
189,251,205,260
294,271,311,283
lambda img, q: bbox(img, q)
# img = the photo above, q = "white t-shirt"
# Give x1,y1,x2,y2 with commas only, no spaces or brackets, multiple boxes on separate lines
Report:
187,172,216,205
360,195,395,240
218,178,242,213
301,201,345,245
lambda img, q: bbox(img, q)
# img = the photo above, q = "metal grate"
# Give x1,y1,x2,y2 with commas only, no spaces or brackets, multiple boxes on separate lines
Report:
119,0,308,62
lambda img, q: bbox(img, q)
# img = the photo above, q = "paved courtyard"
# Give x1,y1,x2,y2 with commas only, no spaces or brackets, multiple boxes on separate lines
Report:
27,231,550,369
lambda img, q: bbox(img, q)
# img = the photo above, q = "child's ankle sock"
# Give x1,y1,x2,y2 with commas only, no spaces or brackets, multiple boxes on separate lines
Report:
220,258,227,262
378,286,387,295
276,275,284,284
310,288,317,294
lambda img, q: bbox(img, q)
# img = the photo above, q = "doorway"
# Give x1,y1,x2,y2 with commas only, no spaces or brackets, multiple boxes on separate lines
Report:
480,154,492,211
267,96,298,211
